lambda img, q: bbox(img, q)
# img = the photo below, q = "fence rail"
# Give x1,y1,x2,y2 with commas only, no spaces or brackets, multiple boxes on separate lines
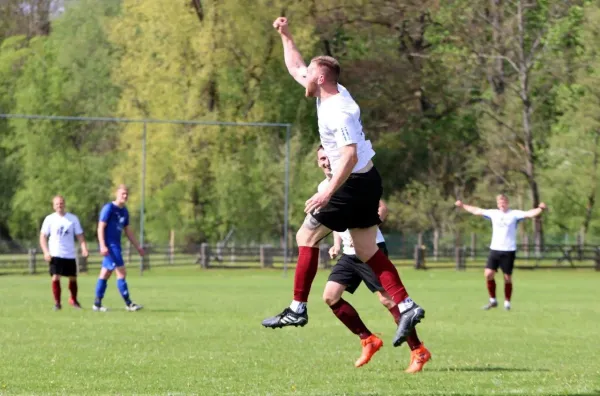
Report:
1,243,599,275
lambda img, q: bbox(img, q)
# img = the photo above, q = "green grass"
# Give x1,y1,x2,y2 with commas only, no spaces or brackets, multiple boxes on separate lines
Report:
0,268,599,395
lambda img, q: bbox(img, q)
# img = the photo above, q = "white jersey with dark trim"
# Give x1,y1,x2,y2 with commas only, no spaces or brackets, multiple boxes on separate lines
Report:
316,84,376,174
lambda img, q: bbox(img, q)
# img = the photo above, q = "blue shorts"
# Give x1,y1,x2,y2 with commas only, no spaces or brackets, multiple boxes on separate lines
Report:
102,245,125,271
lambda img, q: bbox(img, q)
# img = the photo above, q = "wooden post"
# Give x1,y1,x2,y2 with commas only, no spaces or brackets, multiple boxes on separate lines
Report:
200,243,210,269
169,229,175,265
76,251,88,274
28,248,37,275
414,245,426,269
455,246,465,271
260,244,274,268
318,243,330,269
470,232,476,260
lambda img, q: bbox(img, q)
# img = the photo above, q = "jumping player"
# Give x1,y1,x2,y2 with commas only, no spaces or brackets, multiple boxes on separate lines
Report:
316,146,431,372
39,195,88,310
456,195,546,310
93,185,144,312
263,18,425,349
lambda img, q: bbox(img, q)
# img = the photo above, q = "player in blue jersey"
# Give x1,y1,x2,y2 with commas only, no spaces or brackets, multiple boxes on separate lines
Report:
93,184,145,312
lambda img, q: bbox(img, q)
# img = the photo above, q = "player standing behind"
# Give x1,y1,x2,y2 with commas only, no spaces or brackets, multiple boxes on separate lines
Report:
40,195,88,310
93,185,144,312
317,146,431,372
455,195,546,310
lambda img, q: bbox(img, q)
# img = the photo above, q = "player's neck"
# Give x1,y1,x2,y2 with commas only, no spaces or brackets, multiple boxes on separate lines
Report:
113,200,125,208
318,84,339,101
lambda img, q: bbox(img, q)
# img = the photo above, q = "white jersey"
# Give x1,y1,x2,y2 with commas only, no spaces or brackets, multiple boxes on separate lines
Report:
318,178,385,255
40,212,83,259
317,84,376,174
482,209,526,251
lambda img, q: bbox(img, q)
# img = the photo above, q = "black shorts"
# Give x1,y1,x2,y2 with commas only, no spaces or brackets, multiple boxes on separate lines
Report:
49,257,77,277
311,166,382,232
328,242,388,294
486,250,516,275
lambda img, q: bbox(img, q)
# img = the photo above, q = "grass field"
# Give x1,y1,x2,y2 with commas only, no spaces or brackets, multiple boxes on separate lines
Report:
0,267,599,395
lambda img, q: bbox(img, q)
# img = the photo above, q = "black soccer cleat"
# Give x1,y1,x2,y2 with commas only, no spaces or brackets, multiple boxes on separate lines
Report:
393,304,425,347
53,304,62,311
483,301,498,310
262,307,308,329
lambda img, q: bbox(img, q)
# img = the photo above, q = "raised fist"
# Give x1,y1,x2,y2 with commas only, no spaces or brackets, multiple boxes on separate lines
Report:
272,17,290,36
455,200,463,207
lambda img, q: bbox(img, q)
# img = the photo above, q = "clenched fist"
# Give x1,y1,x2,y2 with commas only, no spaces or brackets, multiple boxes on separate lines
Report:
273,17,290,36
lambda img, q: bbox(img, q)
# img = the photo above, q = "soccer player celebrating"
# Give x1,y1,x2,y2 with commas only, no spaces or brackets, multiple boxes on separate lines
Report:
455,195,546,310
40,195,88,310
317,146,431,372
263,17,426,348
93,185,144,312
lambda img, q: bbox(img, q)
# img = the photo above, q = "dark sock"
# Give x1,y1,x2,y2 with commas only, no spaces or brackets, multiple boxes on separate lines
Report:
293,246,320,302
487,279,497,299
330,298,372,340
52,280,61,304
504,282,512,301
366,249,409,304
406,329,422,351
388,305,401,324
68,280,78,300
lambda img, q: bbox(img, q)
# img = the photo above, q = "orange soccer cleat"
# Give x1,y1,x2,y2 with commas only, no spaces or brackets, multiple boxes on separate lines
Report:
405,344,432,373
355,334,383,368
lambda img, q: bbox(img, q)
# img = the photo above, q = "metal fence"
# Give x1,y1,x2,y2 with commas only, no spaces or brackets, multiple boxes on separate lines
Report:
1,241,598,275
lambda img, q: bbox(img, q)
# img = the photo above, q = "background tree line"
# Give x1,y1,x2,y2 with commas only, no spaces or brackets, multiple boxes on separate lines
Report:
1,0,599,249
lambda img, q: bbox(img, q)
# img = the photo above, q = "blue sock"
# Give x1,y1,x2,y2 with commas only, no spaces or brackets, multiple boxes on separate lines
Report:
95,279,108,306
117,278,132,305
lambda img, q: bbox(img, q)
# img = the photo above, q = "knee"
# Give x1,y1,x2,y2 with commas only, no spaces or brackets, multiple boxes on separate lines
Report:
504,275,512,284
51,275,60,282
322,291,340,307
484,270,495,280
296,227,319,248
68,276,77,282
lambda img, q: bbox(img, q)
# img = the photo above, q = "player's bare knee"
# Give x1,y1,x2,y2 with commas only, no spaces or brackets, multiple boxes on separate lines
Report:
504,275,512,283
484,269,495,280
99,267,112,280
297,218,328,247
68,276,77,282
322,282,344,306
115,267,127,279
52,274,60,281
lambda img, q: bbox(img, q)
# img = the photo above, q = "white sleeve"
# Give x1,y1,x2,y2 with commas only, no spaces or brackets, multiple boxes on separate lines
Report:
482,209,495,220
332,112,363,147
73,216,84,235
513,210,527,221
41,216,51,235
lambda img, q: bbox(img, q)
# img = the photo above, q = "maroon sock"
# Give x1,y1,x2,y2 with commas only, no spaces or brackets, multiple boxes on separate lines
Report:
366,249,409,304
505,282,512,301
52,280,61,304
330,299,372,340
68,280,78,300
406,329,422,351
487,279,496,299
388,305,401,325
293,246,320,302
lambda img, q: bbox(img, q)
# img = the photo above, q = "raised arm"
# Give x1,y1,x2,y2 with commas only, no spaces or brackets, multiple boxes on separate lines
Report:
522,202,547,218
455,200,485,216
273,17,308,88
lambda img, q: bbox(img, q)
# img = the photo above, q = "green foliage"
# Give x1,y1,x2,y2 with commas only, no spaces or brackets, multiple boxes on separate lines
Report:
2,0,600,246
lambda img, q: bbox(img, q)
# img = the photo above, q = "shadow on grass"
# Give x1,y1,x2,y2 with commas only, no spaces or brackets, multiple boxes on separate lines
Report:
432,366,550,373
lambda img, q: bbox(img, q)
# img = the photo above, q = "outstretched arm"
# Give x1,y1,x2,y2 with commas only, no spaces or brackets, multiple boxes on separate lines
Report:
455,200,485,216
523,202,547,218
273,17,308,88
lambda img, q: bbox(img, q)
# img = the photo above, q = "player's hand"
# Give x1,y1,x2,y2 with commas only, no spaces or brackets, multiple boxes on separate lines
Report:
329,245,340,259
538,202,547,210
305,190,331,214
137,246,145,256
81,246,89,258
272,17,290,37
100,245,109,256
43,252,52,262
455,200,463,208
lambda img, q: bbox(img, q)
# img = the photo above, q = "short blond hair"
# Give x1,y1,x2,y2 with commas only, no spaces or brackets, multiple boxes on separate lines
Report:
311,55,341,83
496,194,508,201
